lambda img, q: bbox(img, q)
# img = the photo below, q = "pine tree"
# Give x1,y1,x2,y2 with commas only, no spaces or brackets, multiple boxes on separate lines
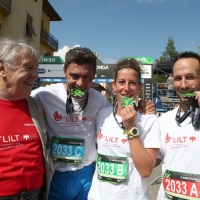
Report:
153,37,178,84
154,37,179,65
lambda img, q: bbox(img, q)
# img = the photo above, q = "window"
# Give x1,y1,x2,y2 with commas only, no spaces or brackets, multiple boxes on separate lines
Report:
25,13,36,38
0,21,2,35
41,19,44,28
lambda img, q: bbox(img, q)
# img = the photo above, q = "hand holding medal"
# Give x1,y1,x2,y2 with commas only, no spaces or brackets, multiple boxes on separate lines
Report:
120,96,137,110
120,96,138,131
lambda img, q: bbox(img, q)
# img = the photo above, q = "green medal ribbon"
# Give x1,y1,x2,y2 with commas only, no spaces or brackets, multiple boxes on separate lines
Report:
70,88,85,97
182,92,196,97
120,96,136,107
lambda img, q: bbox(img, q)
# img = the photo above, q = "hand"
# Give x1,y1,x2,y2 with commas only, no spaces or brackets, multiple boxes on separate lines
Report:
137,100,156,115
121,105,137,131
194,91,200,107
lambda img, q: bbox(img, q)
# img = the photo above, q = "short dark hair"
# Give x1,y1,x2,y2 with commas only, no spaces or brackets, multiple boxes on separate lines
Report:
113,58,141,83
64,47,97,75
173,51,200,71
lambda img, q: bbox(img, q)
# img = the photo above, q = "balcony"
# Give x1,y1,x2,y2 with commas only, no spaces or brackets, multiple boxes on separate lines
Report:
0,0,11,13
40,27,58,51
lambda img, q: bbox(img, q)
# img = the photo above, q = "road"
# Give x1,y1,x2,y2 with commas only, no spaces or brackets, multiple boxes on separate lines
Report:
147,163,162,200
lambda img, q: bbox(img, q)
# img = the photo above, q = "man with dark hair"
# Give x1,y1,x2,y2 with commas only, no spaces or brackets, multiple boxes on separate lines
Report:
157,51,200,200
32,47,156,200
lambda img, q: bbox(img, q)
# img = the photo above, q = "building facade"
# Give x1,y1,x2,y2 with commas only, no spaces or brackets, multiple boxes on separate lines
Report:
0,0,61,56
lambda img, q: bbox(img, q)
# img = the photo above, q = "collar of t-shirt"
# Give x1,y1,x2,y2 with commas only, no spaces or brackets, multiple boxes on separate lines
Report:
71,94,87,112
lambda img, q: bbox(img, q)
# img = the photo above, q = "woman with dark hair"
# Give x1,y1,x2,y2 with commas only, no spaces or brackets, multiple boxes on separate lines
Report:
88,58,160,200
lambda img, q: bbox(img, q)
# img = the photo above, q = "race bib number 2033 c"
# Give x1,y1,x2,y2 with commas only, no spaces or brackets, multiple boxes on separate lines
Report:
50,136,85,164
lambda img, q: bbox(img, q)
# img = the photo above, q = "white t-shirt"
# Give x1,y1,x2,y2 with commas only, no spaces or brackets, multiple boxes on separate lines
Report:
157,107,200,200
88,107,160,200
31,83,111,171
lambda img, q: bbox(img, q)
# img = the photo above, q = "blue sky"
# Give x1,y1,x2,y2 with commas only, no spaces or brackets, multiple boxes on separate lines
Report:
48,0,200,64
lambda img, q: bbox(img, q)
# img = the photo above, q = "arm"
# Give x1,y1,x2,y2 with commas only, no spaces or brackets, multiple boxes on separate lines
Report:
128,139,158,178
121,105,158,178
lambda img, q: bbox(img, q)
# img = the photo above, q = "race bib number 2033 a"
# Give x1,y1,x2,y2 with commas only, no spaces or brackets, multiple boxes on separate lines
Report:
163,170,200,199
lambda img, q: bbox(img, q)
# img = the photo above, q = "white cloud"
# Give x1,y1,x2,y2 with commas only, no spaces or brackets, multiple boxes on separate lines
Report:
54,45,118,64
53,44,80,61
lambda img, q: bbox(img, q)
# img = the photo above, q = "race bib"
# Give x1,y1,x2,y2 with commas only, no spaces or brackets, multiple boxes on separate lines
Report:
163,170,200,199
50,136,85,164
97,153,128,184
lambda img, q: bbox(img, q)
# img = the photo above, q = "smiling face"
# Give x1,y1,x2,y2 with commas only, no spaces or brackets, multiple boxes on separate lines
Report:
173,58,200,112
0,54,38,100
112,68,142,104
64,62,95,98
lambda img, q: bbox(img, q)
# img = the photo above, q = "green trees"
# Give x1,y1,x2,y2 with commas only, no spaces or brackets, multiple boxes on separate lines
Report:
154,37,179,65
153,37,179,84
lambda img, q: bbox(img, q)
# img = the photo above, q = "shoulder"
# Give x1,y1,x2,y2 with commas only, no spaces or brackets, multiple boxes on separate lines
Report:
31,83,63,97
89,88,106,98
137,113,159,125
25,96,43,111
159,107,178,123
26,96,40,105
97,106,112,118
88,88,111,106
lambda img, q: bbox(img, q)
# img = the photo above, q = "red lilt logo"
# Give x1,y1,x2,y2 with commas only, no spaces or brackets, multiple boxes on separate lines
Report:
165,133,171,143
121,138,128,144
53,111,64,121
82,117,87,122
98,130,104,140
190,136,196,142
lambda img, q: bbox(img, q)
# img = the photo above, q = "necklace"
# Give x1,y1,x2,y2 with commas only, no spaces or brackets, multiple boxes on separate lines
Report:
113,101,125,130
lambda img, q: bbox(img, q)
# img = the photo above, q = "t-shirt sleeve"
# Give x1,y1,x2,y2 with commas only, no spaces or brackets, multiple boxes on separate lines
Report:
140,114,161,149
31,87,43,101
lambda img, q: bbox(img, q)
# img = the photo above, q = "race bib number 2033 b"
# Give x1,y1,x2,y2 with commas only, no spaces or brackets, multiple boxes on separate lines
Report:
97,153,128,184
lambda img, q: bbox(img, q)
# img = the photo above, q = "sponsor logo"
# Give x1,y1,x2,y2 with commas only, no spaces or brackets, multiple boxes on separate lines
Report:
53,111,89,123
97,65,109,70
164,133,200,144
53,111,65,121
37,68,46,74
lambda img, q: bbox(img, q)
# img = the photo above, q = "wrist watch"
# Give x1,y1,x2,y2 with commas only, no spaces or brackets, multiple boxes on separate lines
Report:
123,127,140,139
